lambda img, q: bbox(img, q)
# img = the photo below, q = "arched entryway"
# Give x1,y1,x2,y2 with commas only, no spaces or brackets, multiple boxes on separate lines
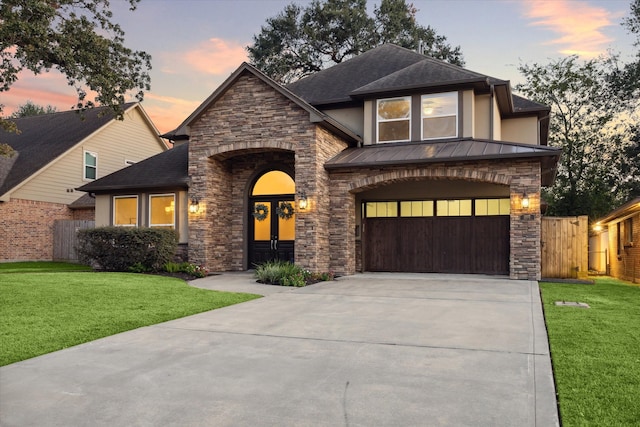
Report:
248,170,296,266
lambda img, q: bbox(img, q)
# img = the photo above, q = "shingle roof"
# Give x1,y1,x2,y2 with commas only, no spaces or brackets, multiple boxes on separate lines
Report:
0,103,137,196
286,44,507,106
286,44,428,105
77,142,189,193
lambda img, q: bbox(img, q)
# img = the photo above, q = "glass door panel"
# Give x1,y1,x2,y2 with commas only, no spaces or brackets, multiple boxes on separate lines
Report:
277,200,295,241
253,202,271,241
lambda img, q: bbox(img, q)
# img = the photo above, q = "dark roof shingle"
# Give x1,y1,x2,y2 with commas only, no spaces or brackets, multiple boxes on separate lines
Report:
0,103,136,196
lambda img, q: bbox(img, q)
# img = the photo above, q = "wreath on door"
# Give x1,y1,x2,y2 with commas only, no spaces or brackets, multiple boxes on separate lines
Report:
276,202,295,220
252,203,269,221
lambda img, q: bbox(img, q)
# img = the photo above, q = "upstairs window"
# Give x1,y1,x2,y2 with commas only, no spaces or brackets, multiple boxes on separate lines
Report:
84,151,97,180
377,97,411,143
421,92,458,140
113,196,138,227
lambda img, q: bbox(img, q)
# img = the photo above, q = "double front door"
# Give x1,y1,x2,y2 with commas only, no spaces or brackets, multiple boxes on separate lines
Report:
249,198,295,267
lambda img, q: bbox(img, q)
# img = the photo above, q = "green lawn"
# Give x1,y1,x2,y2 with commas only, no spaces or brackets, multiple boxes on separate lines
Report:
0,263,260,366
539,277,640,426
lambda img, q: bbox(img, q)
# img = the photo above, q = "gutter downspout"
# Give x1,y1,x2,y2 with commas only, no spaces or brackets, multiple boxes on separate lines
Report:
488,79,495,140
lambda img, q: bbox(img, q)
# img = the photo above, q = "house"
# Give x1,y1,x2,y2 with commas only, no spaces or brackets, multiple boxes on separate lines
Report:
590,197,640,283
0,103,167,261
78,44,560,280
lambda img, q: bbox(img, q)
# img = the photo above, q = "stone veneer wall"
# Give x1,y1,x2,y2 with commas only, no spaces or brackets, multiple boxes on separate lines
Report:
187,71,349,273
607,212,640,283
326,159,543,280
0,198,75,261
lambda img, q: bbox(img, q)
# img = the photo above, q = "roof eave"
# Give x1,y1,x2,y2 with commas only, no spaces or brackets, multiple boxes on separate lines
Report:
350,77,493,98
324,150,560,170
595,197,640,225
77,181,190,194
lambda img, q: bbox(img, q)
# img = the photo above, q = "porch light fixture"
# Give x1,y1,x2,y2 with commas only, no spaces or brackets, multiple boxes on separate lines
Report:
522,192,530,209
298,192,308,210
189,197,200,214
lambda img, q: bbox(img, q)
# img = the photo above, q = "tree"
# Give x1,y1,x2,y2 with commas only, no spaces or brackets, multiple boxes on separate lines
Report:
247,0,463,84
609,0,640,199
0,0,151,128
516,56,636,219
9,101,57,118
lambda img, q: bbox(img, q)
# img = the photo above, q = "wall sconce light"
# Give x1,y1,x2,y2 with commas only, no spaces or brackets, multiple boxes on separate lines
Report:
298,192,308,210
522,192,530,209
189,197,200,214
593,223,602,232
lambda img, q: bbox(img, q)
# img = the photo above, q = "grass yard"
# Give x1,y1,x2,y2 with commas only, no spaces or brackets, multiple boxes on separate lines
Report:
539,277,640,426
0,263,260,366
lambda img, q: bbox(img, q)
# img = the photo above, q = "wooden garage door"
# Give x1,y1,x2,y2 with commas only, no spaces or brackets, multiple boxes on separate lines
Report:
363,200,510,275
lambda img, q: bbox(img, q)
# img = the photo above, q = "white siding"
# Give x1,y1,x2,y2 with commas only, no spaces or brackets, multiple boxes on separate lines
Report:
12,107,165,204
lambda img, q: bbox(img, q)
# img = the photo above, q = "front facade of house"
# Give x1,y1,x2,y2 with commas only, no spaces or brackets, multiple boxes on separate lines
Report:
83,45,560,280
0,103,167,261
592,198,640,282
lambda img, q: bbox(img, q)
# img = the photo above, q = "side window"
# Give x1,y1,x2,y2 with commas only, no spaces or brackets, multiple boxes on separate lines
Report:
113,196,138,227
377,97,411,143
84,151,97,180
422,92,458,140
149,194,176,229
624,218,634,245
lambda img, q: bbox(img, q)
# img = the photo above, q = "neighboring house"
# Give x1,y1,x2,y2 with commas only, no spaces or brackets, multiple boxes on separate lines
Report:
78,44,561,280
590,197,640,283
0,103,167,261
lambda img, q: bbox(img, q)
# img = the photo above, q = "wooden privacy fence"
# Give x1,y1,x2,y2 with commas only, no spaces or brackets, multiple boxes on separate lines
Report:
53,220,95,262
541,216,588,279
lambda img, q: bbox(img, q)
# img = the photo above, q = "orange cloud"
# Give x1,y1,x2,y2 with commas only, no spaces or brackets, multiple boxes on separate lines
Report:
2,71,78,115
181,38,248,75
522,0,622,57
142,92,201,134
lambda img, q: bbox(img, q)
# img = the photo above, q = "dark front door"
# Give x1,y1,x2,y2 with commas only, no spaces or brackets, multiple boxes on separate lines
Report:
249,198,295,267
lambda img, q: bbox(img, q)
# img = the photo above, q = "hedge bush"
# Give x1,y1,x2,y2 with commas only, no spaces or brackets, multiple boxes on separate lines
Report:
77,227,178,272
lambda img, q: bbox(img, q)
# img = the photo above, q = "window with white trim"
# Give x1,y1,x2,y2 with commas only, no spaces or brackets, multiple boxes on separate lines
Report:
421,92,458,139
377,97,411,143
113,196,138,227
149,194,176,229
84,151,97,180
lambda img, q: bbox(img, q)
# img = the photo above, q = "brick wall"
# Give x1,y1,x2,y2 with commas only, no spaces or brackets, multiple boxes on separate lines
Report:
0,198,75,261
607,212,640,283
71,208,95,221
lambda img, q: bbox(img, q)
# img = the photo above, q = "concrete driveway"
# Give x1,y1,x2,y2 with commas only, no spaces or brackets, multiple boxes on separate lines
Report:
0,273,558,426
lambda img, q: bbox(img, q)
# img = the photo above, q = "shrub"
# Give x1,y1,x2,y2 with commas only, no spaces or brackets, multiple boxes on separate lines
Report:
163,262,209,278
77,227,178,272
254,260,334,287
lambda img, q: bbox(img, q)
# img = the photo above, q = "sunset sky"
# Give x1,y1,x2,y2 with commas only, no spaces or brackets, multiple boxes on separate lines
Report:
3,0,636,134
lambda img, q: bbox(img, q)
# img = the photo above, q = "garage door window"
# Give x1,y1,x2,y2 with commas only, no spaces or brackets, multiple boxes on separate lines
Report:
400,201,434,217
475,198,510,216
436,199,472,216
365,201,398,217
